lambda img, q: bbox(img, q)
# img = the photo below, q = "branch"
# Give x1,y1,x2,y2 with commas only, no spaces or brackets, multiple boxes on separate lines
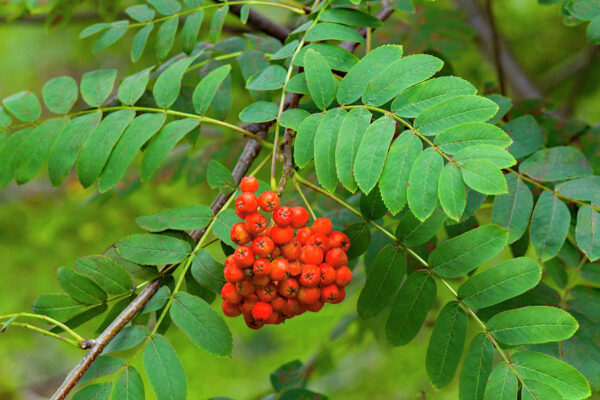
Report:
485,0,506,96
219,1,292,42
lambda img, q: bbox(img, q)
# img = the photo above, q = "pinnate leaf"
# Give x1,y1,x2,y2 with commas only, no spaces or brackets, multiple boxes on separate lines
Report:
294,112,323,168
143,334,187,400
458,334,494,400
492,174,533,243
2,91,41,122
314,108,346,192
154,53,201,108
42,76,78,114
576,205,600,261
407,147,444,221
116,233,191,265
193,65,231,115
438,163,466,221
520,146,592,182
113,366,145,400
304,49,335,111
137,205,213,232
530,191,571,261
80,69,116,107
483,362,517,400
335,107,372,192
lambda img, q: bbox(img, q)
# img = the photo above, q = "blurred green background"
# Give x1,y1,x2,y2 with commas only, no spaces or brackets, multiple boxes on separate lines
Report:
1,0,599,399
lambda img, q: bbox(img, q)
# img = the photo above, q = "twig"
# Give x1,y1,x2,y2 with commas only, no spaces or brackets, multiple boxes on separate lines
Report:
485,0,506,96
219,0,292,42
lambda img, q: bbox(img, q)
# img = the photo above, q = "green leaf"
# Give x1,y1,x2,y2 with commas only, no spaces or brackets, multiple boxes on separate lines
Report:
270,40,299,60
520,146,593,182
118,67,152,106
79,22,110,38
385,270,436,346
353,115,396,195
435,122,512,154
279,389,329,400
359,187,387,220
314,108,346,192
588,16,600,44
426,301,467,388
131,24,154,62
14,118,68,184
2,91,41,122
80,355,125,384
0,106,11,127
239,4,249,23
344,222,371,260
48,112,102,186
57,267,107,304
32,294,89,322
213,209,241,248
454,145,516,169
209,5,228,43
72,383,112,400
103,325,149,354
460,159,507,195
335,107,372,192
458,257,540,309
379,131,422,214
521,380,562,400
458,334,494,400
503,115,544,160
294,43,359,72
270,360,305,392
511,351,591,400
137,205,213,232
142,286,171,314
492,174,533,243
80,69,117,107
190,249,225,294
566,0,600,20
156,18,178,60
181,11,204,54
429,224,508,278
294,112,323,168
557,176,600,202
392,76,476,118
206,159,235,193
126,4,155,21
116,233,191,265
170,292,232,356
239,101,278,123
74,255,133,295
438,163,466,221
483,362,517,400
193,65,231,115
113,366,145,400
154,54,201,108
304,49,335,111
357,245,406,319
144,334,187,400
395,207,446,246
279,108,310,131
99,113,166,192
93,21,128,53
415,95,499,136
246,65,287,91
148,0,181,15
576,205,600,261
0,128,30,188
77,109,135,188
141,118,200,180
530,191,571,261
486,93,512,124
364,54,443,107
407,147,444,221
305,22,365,44
320,8,381,27
42,76,78,114
488,306,578,345
337,45,403,105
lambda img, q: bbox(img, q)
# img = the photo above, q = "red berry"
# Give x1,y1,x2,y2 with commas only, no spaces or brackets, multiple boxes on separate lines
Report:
221,283,243,304
252,301,273,321
240,176,259,193
239,294,258,314
278,277,300,298
235,207,248,219
281,239,301,261
271,295,286,311
332,287,345,304
282,298,301,316
270,258,289,281
257,283,277,302
336,266,353,287
224,265,244,283
299,245,324,265
252,274,270,288
299,264,320,287
258,191,280,212
313,217,333,235
329,231,351,252
270,246,282,259
297,286,321,305
295,227,313,245
253,258,272,276
291,206,310,229
319,263,337,285
266,311,282,324
321,284,340,303
236,279,256,296
325,248,348,268
230,222,252,246
224,255,236,268
236,192,258,214
233,245,254,268
243,313,264,330
307,233,331,253
222,300,241,317
252,235,275,258
273,206,293,227
245,212,268,235
288,260,303,276
270,225,294,245
305,300,324,312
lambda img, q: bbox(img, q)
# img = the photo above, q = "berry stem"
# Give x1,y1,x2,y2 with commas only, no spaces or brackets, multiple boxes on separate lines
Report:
292,175,317,220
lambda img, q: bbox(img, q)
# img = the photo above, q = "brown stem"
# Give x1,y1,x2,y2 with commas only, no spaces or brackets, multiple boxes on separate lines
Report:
485,0,506,96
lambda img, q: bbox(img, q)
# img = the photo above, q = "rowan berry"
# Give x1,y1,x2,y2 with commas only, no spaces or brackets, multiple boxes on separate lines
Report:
221,283,243,304
231,222,252,246
313,217,333,235
224,265,244,283
252,274,270,288
295,227,313,245
270,225,294,245
335,266,353,287
281,239,301,261
321,284,340,303
257,283,277,302
236,207,248,219
252,235,275,258
224,255,236,268
307,233,331,253
240,176,259,193
233,245,254,268
319,263,337,286
253,258,271,276
299,264,320,287
291,206,310,229
222,300,241,317
325,248,348,268
282,298,301,316
236,279,256,296
297,286,321,305
273,206,293,227
305,300,324,312
252,301,273,321
243,313,264,330
245,212,268,235
288,260,303,276
270,258,289,281
299,245,324,265
258,190,280,212
239,294,258,314
266,311,282,324
236,192,258,214
329,231,351,252
271,295,286,311
270,246,282,259
278,277,300,298
332,287,346,304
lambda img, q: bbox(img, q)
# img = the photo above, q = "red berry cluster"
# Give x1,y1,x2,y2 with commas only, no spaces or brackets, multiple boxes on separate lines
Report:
220,176,353,330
